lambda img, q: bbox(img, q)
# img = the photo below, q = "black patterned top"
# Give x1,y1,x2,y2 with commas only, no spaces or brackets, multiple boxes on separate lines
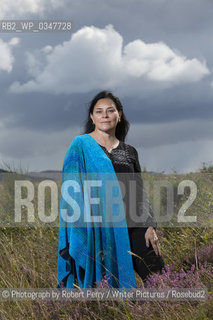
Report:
98,141,157,229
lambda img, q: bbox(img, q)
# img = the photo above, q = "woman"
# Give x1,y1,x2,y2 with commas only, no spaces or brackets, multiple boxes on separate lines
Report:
57,91,165,289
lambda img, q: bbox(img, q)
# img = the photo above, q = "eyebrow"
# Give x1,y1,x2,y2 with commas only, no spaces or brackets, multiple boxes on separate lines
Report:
95,107,115,110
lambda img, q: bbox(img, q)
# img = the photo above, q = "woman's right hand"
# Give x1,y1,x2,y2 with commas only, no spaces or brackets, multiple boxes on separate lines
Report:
144,226,162,256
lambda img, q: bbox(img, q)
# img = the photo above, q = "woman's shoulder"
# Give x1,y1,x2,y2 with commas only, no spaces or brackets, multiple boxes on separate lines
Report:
63,135,85,159
66,133,101,153
68,134,87,147
120,141,139,156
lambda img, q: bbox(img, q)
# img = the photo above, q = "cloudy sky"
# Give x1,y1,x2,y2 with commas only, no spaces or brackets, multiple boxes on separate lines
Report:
0,0,213,173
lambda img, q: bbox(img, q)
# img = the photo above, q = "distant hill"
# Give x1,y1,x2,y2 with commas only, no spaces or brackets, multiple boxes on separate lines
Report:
0,169,62,183
27,170,62,181
0,168,165,183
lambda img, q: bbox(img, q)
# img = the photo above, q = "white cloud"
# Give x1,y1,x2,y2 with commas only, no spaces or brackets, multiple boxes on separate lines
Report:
9,24,209,95
0,37,20,72
0,0,65,18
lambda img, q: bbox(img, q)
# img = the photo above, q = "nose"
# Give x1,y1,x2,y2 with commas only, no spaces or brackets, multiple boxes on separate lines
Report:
102,110,109,117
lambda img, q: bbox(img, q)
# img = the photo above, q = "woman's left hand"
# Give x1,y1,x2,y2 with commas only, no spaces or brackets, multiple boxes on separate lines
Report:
145,226,161,256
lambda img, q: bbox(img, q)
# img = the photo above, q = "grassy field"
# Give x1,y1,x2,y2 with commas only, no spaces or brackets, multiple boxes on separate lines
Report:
0,165,212,319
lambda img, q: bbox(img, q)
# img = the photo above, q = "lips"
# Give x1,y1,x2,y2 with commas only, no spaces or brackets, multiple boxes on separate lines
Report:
102,121,110,123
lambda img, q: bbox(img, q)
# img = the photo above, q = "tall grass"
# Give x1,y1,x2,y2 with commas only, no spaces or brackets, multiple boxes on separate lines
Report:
0,162,212,319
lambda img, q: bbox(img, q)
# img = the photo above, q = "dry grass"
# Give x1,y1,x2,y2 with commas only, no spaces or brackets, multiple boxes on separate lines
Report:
0,167,212,319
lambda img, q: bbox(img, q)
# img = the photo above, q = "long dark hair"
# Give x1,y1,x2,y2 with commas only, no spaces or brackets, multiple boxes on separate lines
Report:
82,91,130,142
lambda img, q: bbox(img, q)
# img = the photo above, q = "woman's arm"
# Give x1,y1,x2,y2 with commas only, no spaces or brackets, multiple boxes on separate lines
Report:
132,147,163,256
132,146,157,230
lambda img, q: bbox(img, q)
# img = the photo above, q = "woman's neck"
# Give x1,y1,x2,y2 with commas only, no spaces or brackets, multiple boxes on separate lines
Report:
88,131,119,150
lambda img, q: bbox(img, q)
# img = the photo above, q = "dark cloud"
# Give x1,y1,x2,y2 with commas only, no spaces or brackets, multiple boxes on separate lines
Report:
0,92,89,132
123,82,213,124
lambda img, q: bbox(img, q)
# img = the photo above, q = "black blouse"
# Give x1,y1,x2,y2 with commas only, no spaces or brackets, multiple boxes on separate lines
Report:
98,141,157,229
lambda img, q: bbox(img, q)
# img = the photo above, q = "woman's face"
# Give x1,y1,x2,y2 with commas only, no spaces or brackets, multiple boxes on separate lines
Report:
90,98,122,132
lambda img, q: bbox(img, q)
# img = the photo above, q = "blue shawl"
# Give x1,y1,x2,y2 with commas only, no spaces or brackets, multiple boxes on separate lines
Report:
57,133,136,289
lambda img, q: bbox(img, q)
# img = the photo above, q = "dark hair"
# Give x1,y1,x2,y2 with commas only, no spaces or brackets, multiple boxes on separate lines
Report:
82,91,130,141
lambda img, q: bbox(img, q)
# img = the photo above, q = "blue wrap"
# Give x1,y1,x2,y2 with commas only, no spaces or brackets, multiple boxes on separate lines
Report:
57,133,136,289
